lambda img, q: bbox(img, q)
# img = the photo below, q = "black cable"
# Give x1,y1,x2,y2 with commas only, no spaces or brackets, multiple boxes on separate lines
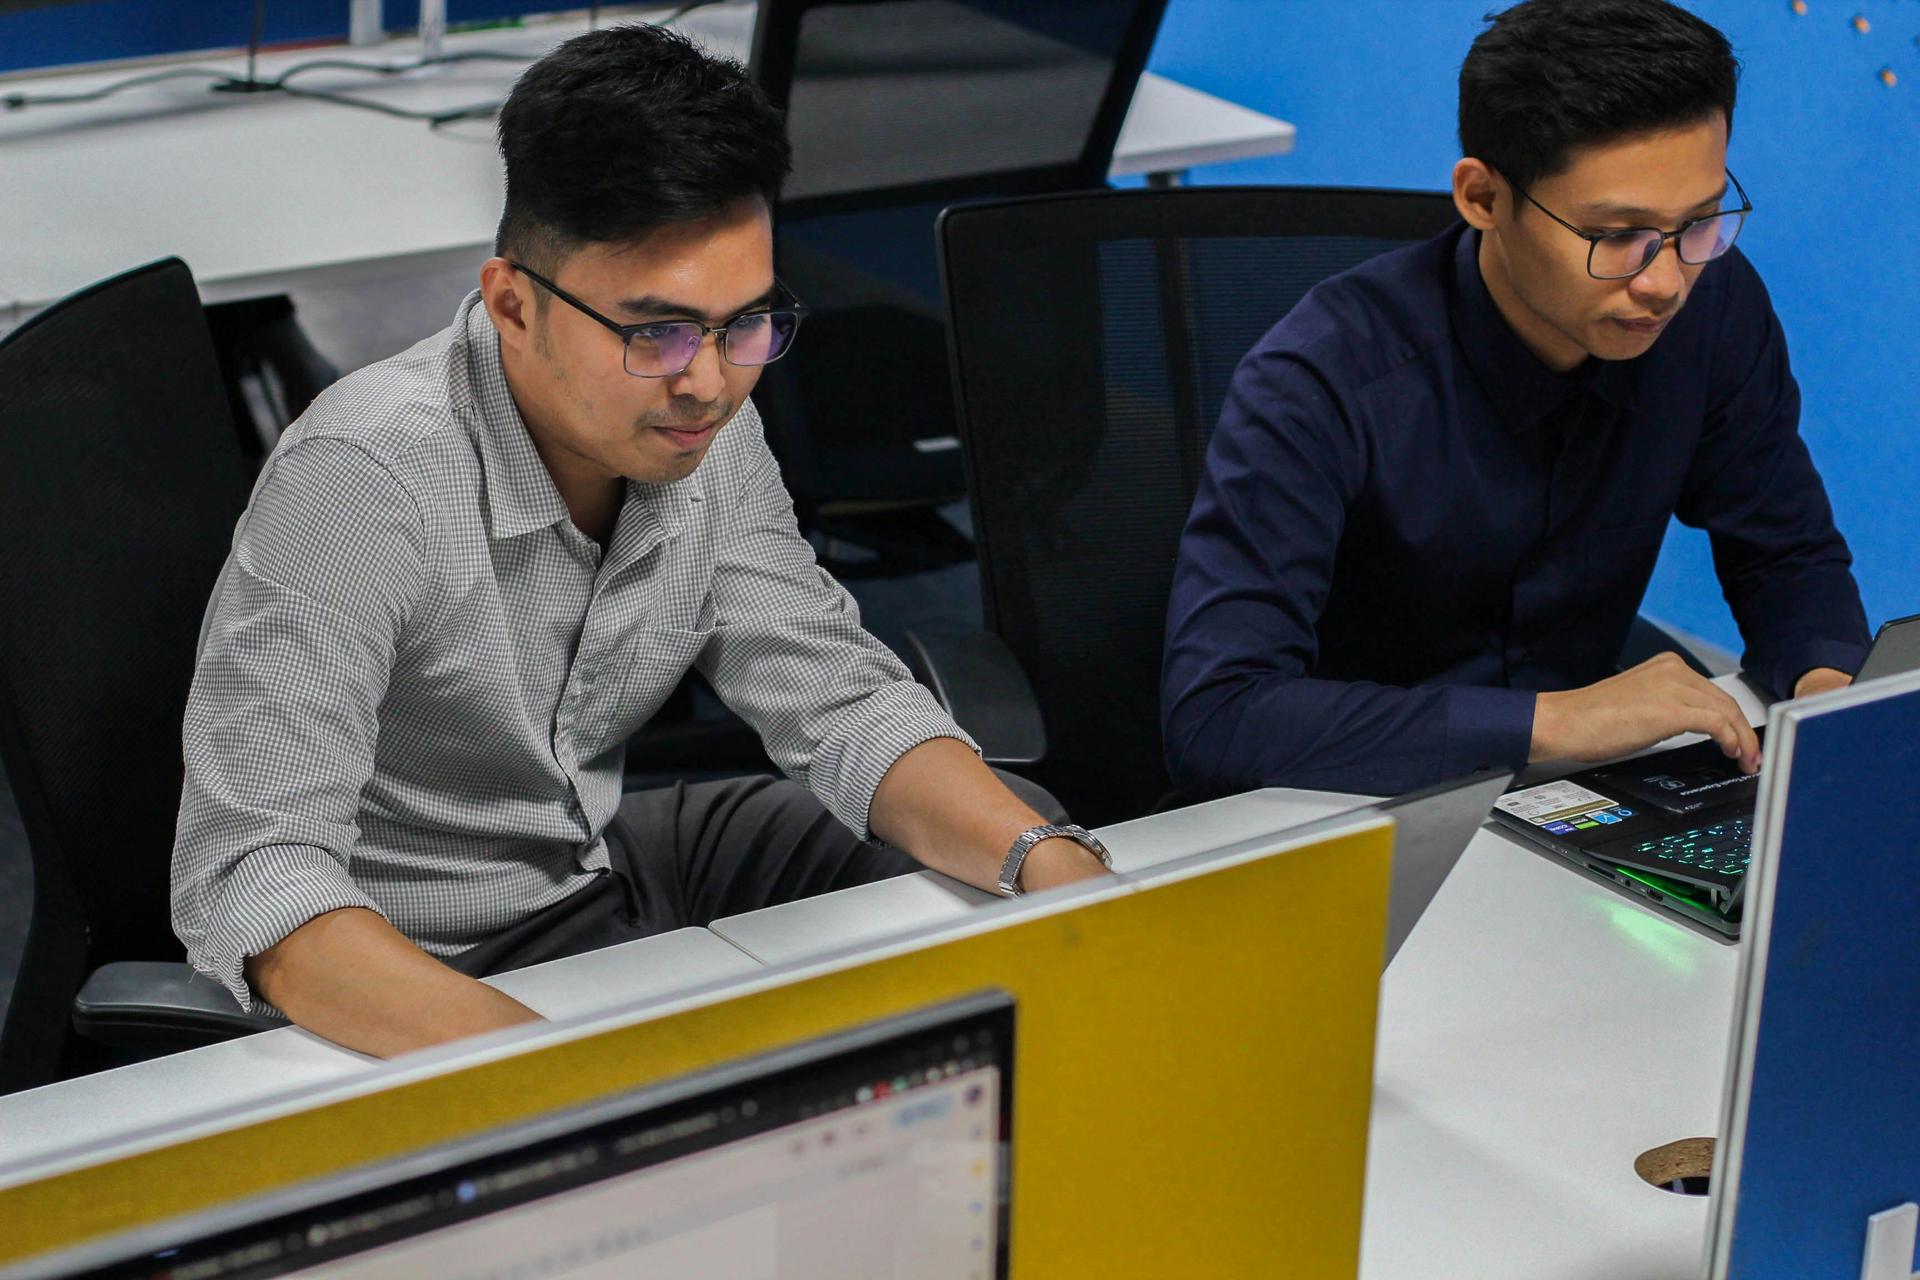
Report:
247,0,265,86
274,81,493,127
656,2,722,26
272,48,527,87
2,2,726,124
3,67,231,112
211,0,277,94
272,3,730,128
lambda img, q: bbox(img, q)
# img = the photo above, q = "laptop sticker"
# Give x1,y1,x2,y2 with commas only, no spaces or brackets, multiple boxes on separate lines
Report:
1495,780,1618,827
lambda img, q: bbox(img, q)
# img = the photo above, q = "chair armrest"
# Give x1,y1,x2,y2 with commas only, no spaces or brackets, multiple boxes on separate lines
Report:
902,629,1046,766
73,961,289,1051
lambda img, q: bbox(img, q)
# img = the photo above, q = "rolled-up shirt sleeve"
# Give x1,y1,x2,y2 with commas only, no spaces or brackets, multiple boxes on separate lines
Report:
696,416,975,838
171,437,426,1012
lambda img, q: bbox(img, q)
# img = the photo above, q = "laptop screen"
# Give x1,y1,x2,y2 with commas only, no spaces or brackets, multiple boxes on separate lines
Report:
32,996,1014,1280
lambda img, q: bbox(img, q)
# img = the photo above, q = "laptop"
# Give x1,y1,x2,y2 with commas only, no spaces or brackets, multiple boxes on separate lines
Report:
1127,770,1513,966
1491,613,1920,937
1376,771,1517,964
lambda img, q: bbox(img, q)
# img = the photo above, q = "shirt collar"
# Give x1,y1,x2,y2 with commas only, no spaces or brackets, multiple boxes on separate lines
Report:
454,292,573,541
1449,227,1632,433
451,292,703,550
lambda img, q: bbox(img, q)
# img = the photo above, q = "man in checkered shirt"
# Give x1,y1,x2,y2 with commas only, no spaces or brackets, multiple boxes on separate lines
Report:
170,24,1111,1057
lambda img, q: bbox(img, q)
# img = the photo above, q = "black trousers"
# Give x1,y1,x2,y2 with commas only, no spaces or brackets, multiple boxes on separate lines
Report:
448,772,1064,979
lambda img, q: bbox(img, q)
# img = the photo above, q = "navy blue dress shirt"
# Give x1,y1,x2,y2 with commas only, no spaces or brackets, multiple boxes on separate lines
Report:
1162,222,1869,797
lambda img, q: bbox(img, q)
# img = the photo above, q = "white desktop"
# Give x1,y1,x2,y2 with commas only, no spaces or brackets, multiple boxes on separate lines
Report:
0,2,1296,332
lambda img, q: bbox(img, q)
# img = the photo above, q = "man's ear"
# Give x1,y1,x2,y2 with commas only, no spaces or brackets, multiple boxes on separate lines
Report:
479,257,532,352
1452,158,1500,232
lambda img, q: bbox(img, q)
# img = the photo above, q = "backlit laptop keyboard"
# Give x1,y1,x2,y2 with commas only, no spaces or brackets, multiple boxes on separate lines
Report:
1632,818,1753,876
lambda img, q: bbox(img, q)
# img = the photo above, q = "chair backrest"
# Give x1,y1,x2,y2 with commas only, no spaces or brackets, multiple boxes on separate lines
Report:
0,258,251,1089
938,187,1460,825
750,0,1168,219
748,0,1170,529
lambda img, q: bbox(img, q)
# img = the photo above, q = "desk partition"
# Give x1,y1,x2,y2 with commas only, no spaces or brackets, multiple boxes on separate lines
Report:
0,813,1394,1278
1708,669,1920,1280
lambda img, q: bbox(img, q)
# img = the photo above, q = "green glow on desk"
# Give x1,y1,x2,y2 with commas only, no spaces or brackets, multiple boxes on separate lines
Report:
1599,898,1699,976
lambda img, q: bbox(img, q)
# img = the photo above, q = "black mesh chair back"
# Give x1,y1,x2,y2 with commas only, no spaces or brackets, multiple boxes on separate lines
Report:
751,0,1166,219
0,258,252,1089
747,0,1168,573
938,187,1459,824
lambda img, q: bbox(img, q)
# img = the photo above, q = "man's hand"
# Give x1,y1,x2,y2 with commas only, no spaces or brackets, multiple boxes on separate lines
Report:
1793,666,1853,698
1531,652,1761,772
248,907,543,1058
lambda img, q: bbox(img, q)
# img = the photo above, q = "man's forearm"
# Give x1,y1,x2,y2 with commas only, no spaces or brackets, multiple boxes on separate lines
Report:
1166,669,1533,797
869,738,1108,894
247,907,541,1058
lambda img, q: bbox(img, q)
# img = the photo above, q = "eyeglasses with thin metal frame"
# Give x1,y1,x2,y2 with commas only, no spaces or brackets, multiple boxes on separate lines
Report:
509,261,808,378
1509,170,1753,281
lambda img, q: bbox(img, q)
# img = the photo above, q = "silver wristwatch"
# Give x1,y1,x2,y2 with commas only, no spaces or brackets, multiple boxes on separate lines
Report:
997,823,1112,897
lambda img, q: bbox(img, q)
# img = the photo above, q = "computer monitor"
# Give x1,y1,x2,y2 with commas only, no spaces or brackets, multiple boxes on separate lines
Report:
1706,670,1920,1280
9,994,1014,1280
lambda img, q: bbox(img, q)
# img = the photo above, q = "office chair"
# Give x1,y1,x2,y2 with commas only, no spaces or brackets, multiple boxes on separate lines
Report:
0,258,287,1093
203,294,343,460
915,187,1708,826
747,0,1168,577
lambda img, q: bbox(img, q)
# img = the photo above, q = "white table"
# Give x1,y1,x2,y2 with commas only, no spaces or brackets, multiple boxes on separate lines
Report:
0,678,1765,1280
710,784,1366,963
0,928,759,1185
0,4,1295,329
0,786,1362,1179
1360,674,1767,1280
723,681,1768,1280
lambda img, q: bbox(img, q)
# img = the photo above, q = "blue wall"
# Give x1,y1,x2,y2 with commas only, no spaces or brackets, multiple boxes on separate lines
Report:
1146,0,1919,652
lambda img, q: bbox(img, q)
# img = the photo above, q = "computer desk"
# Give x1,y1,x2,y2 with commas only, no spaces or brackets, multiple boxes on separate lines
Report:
0,676,1766,1279
0,3,1297,330
0,928,761,1189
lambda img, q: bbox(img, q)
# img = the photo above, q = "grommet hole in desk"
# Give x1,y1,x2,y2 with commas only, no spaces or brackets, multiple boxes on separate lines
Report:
1635,1135,1715,1195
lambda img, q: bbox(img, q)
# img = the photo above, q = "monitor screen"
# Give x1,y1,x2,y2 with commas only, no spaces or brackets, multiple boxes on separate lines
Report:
32,995,1013,1280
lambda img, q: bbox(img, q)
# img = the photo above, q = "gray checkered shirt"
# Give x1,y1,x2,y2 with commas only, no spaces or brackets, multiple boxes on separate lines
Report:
172,292,973,1012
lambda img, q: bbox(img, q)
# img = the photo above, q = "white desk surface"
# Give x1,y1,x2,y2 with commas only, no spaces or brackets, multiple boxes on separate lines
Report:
0,928,758,1182
0,678,1766,1280
1360,672,1767,1280
0,5,1294,324
709,867,994,963
709,786,1367,966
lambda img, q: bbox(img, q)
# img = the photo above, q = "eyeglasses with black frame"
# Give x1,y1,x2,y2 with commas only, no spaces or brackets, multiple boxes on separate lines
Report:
509,262,808,378
1510,170,1753,281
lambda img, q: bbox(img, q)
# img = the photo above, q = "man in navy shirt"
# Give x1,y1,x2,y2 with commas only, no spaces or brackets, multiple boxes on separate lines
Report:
1163,0,1869,797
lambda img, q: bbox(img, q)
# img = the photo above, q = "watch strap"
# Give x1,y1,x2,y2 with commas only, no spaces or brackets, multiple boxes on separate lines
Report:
996,823,1112,897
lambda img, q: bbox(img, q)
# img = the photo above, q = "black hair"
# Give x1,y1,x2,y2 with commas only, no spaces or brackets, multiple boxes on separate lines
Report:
1458,0,1739,193
494,23,791,271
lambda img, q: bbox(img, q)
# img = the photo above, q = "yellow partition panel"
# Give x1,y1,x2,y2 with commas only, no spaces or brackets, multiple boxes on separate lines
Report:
0,818,1392,1277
